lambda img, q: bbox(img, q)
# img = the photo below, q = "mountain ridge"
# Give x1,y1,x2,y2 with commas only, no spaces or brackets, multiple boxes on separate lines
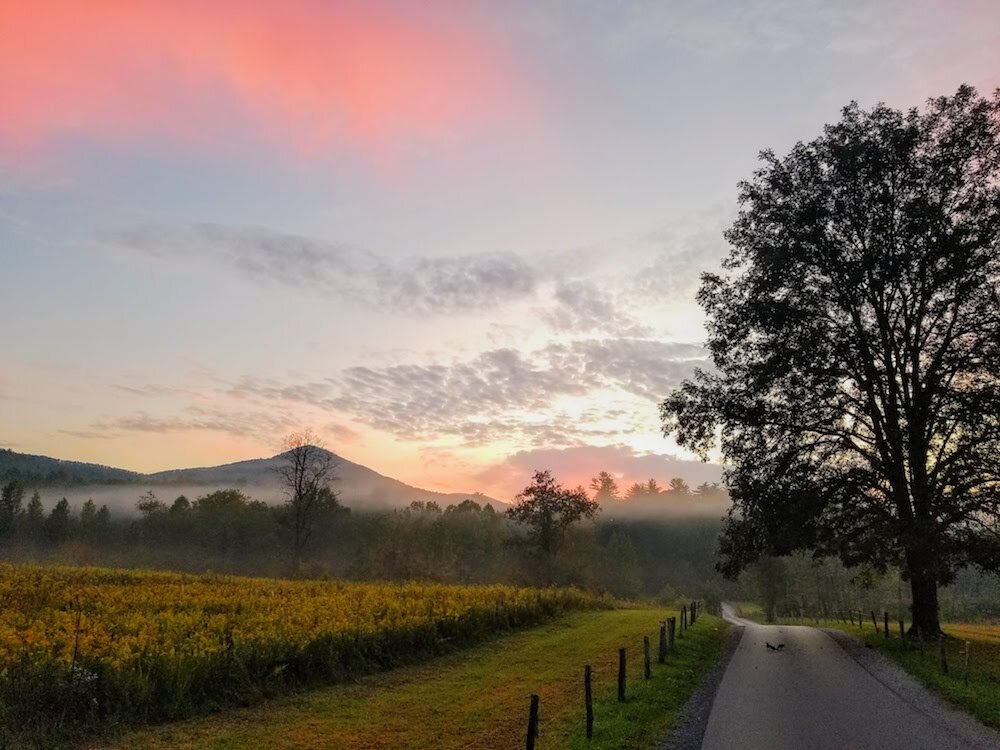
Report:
0,448,498,509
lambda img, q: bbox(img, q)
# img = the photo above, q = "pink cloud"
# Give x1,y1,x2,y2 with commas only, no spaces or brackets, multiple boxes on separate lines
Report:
1,1,532,161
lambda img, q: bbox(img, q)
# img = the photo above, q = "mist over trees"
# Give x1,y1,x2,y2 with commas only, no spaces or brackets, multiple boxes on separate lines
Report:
5,466,1000,619
0,467,737,607
662,85,1000,637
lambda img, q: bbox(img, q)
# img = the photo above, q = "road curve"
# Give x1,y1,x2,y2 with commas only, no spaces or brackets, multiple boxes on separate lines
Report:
700,604,999,750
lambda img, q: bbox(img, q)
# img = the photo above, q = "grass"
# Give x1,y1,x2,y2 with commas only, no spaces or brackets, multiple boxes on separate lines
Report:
734,605,1000,731
104,609,729,750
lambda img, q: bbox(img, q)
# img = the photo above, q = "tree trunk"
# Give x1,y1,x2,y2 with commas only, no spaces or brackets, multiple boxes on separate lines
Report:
906,548,943,638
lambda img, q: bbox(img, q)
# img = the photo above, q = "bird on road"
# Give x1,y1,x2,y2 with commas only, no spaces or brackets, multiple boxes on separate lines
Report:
765,642,786,651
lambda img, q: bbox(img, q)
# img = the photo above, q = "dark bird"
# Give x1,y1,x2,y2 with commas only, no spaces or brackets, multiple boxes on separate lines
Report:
777,644,785,650
766,642,777,650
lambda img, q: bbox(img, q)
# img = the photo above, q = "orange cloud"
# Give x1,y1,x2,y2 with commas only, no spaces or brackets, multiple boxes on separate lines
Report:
1,1,531,160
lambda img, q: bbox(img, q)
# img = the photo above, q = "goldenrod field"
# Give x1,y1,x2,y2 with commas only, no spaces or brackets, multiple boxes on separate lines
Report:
0,564,607,743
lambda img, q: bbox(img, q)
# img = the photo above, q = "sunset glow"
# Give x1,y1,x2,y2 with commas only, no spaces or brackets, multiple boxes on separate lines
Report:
3,1,998,501
0,1,529,160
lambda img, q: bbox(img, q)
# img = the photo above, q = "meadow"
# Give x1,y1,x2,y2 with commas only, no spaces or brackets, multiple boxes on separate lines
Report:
0,564,607,744
111,608,729,749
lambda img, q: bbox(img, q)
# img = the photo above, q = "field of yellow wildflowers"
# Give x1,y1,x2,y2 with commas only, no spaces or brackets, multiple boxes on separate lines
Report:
0,564,606,743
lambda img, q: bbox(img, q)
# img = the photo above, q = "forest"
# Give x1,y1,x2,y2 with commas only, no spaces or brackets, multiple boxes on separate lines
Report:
2,474,998,622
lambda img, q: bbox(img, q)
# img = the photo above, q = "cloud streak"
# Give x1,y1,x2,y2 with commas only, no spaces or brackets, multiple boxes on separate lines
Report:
543,280,651,337
104,223,537,315
332,339,708,445
75,336,707,451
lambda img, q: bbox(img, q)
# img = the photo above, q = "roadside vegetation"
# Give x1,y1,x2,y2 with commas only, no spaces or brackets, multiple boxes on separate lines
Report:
110,608,728,750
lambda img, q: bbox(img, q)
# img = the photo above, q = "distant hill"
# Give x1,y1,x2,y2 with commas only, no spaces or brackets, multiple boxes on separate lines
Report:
0,449,141,485
0,448,497,510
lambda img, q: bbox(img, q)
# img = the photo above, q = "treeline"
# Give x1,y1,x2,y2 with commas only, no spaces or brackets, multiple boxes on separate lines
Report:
747,553,1000,623
0,477,738,605
0,448,139,486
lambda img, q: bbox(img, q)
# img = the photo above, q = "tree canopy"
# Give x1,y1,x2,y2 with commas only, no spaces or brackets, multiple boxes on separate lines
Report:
661,86,1000,635
506,470,598,559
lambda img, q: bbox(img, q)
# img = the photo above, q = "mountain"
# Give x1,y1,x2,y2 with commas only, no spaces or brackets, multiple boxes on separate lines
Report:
0,448,497,511
0,449,141,485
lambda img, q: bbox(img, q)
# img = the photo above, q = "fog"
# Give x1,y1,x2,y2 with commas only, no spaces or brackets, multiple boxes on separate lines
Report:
20,482,398,518
22,482,728,521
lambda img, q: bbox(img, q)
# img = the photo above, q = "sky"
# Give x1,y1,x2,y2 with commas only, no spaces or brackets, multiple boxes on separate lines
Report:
2,0,998,501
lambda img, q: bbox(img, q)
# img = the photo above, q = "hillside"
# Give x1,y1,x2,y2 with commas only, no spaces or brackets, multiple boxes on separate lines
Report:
0,448,496,510
0,449,141,485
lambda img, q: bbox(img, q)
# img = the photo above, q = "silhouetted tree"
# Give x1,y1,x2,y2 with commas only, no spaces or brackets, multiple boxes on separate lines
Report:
192,489,272,556
0,480,24,536
447,499,483,513
44,498,72,544
79,499,98,540
589,471,620,504
662,86,1000,637
276,430,339,573
667,478,690,496
506,471,599,561
23,491,44,536
94,504,112,541
624,482,646,501
170,495,191,514
136,490,165,517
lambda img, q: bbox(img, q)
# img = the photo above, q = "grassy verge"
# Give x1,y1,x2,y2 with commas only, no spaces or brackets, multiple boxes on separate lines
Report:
734,605,1000,730
105,609,728,750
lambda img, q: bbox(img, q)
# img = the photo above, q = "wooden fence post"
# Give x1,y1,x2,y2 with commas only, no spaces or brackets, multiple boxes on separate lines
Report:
849,610,854,626
658,621,667,663
858,611,863,631
871,610,879,633
584,665,593,739
898,619,905,643
963,641,970,687
644,636,651,680
618,648,627,702
668,617,676,649
526,694,539,750
681,605,687,635
884,611,889,639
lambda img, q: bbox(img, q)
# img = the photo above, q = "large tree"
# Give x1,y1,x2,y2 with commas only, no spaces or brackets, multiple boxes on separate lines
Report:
661,86,1000,637
590,471,621,503
507,470,598,560
276,430,340,573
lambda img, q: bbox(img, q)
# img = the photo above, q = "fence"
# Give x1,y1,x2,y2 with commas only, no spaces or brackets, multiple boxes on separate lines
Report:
523,600,703,746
